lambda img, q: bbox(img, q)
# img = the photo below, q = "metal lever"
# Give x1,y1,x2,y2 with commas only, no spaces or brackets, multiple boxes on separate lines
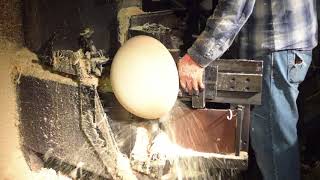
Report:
235,105,244,156
191,65,218,108
192,71,206,108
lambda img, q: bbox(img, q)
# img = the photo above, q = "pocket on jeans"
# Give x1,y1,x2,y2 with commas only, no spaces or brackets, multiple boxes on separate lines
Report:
287,50,312,84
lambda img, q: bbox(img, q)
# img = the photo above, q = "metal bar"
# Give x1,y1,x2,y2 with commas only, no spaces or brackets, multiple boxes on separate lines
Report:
241,105,251,152
179,59,263,105
235,105,244,156
217,73,262,92
192,71,206,108
211,59,263,74
130,10,180,28
205,65,218,99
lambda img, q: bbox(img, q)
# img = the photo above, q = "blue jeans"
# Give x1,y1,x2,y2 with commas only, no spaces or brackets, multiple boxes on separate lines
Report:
249,50,312,180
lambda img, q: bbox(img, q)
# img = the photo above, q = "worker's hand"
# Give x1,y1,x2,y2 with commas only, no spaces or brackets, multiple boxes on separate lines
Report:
178,54,205,95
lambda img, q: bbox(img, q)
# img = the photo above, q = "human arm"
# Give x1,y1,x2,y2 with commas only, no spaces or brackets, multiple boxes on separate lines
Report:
179,0,256,93
187,0,256,67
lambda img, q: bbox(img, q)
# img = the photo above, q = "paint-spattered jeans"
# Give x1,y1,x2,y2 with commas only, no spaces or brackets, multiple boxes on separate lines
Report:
249,50,312,180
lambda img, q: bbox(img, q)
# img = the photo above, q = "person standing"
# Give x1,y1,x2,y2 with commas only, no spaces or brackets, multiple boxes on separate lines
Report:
178,0,318,179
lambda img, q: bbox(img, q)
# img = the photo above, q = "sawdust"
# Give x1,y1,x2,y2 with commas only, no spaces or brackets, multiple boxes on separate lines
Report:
9,47,99,87
116,153,138,180
129,23,171,35
0,42,31,179
30,168,71,180
0,1,73,178
159,101,247,178
98,66,113,93
99,76,113,93
128,100,248,178
157,100,248,160
131,124,247,164
117,7,144,45
0,39,72,179
150,130,248,160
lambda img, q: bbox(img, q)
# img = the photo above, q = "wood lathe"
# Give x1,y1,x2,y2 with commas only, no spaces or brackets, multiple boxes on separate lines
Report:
15,5,263,180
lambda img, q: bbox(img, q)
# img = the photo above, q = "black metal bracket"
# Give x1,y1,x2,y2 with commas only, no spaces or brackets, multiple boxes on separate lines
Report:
234,105,245,156
192,65,218,108
179,59,263,107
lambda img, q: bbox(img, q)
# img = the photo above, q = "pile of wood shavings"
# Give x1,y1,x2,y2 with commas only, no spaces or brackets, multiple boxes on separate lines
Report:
0,40,72,179
31,168,71,180
117,7,144,45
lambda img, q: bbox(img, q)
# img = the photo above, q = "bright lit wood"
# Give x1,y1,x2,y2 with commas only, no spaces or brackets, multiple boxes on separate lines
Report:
111,36,179,119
